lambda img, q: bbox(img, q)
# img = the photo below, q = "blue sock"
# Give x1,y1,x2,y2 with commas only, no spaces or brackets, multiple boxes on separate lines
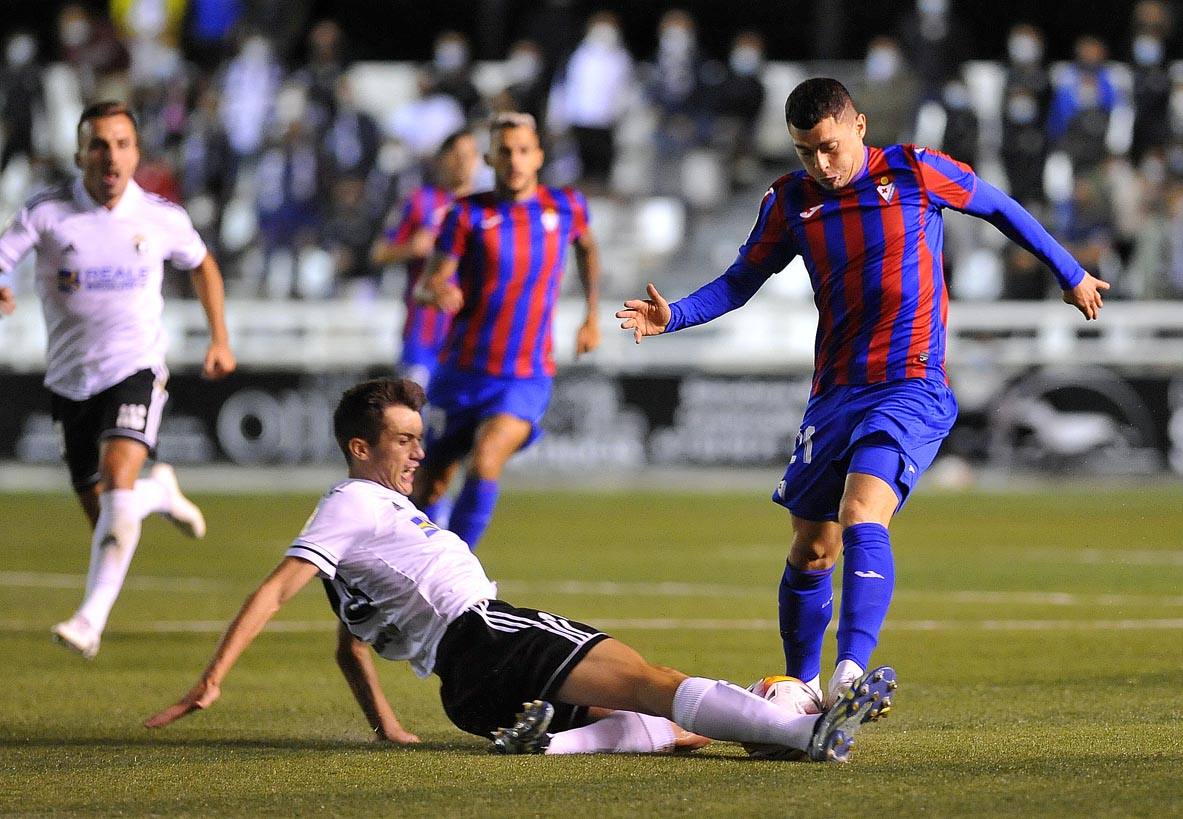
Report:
778,563,835,681
424,495,454,531
449,477,500,551
837,522,895,669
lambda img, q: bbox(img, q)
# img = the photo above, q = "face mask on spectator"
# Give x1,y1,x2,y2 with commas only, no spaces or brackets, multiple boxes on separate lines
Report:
507,51,541,84
659,25,693,57
1007,94,1038,125
866,47,900,82
1133,35,1164,67
6,34,35,67
587,23,621,49
1008,34,1042,65
729,46,761,76
434,41,467,73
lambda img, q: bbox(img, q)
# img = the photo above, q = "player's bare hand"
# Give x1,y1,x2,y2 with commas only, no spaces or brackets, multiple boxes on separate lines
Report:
0,286,15,316
409,228,436,258
616,282,671,344
575,317,601,357
202,342,237,380
376,721,421,744
1063,272,1110,320
144,678,221,729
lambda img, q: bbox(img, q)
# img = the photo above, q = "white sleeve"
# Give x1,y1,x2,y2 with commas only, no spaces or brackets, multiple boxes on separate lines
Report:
0,207,39,276
164,206,208,270
285,489,376,578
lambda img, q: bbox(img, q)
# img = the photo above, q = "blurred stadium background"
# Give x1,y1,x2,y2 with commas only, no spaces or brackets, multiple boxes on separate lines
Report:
2,0,1183,485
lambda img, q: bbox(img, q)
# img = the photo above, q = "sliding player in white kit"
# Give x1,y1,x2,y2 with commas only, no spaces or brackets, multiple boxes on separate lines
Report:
0,101,236,659
146,378,895,763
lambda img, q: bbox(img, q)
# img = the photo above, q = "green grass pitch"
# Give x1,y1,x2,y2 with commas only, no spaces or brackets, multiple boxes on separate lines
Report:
1,485,1181,816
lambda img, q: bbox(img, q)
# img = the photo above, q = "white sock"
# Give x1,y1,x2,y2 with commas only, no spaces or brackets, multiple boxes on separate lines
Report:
134,475,170,518
77,489,142,632
545,711,677,755
671,677,818,752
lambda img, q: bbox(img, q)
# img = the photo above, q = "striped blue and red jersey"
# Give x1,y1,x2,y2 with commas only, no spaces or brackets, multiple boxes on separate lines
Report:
668,144,1084,396
434,186,589,378
385,185,455,354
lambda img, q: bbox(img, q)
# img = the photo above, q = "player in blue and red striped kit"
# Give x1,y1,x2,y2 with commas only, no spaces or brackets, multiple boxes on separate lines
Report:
618,78,1109,706
372,130,481,388
414,112,601,550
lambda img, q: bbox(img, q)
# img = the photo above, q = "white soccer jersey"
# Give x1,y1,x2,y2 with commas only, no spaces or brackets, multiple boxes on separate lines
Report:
286,479,498,678
0,179,207,400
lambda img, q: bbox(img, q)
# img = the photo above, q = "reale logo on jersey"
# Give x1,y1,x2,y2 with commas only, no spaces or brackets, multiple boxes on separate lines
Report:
56,269,80,293
541,208,559,232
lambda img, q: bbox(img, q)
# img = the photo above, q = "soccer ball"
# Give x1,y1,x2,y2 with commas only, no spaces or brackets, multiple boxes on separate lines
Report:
743,675,823,761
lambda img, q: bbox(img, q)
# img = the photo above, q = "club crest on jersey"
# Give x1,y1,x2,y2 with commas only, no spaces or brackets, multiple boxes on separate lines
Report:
56,268,80,293
876,176,896,204
410,515,442,537
132,234,148,255
541,208,559,233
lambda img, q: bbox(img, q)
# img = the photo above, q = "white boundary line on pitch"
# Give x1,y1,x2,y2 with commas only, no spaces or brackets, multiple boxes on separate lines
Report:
3,617,1183,634
3,571,1183,608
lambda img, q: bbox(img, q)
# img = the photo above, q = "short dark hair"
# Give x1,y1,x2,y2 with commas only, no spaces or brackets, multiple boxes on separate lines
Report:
77,100,139,143
785,78,855,130
333,378,426,463
437,128,473,157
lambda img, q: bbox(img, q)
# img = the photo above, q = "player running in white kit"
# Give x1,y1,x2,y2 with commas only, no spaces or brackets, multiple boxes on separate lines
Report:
0,101,236,658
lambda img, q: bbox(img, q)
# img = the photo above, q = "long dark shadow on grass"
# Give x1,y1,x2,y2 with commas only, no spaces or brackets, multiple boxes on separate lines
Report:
0,736,479,754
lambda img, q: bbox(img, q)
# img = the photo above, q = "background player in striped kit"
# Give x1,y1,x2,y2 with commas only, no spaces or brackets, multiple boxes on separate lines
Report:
145,377,895,764
618,78,1109,706
370,129,482,389
412,112,601,550
0,101,236,659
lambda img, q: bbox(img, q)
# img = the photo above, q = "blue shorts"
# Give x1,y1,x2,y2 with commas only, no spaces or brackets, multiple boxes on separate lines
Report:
424,366,553,464
773,379,958,521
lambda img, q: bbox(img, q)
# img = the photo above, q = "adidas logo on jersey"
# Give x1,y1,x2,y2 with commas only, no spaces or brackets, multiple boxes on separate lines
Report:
115,403,148,431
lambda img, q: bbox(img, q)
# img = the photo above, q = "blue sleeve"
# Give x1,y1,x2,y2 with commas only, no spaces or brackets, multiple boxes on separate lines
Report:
666,258,774,333
959,178,1086,290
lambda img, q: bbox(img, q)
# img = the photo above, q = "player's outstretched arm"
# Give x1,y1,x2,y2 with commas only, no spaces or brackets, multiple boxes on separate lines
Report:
145,557,320,729
573,231,602,357
616,283,671,344
334,623,421,744
0,286,15,316
1062,272,1110,321
190,253,237,380
413,254,463,313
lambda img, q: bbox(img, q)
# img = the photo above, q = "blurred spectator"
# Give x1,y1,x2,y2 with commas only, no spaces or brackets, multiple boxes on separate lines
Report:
387,71,466,159
218,33,282,166
706,30,767,187
1004,24,1052,114
0,32,44,173
519,0,585,79
185,0,243,70
321,175,377,297
180,84,234,245
57,3,131,99
256,103,323,297
1048,35,1118,171
109,0,185,91
854,36,919,146
647,9,712,187
1053,174,1117,286
1002,241,1055,300
494,40,549,130
1129,25,1171,162
425,31,482,120
321,77,380,180
896,0,972,100
1131,0,1174,44
291,19,347,134
938,79,979,166
1125,166,1179,298
549,12,633,189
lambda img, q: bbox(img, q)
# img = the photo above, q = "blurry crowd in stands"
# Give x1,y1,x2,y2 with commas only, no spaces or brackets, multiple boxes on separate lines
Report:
2,0,1183,301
